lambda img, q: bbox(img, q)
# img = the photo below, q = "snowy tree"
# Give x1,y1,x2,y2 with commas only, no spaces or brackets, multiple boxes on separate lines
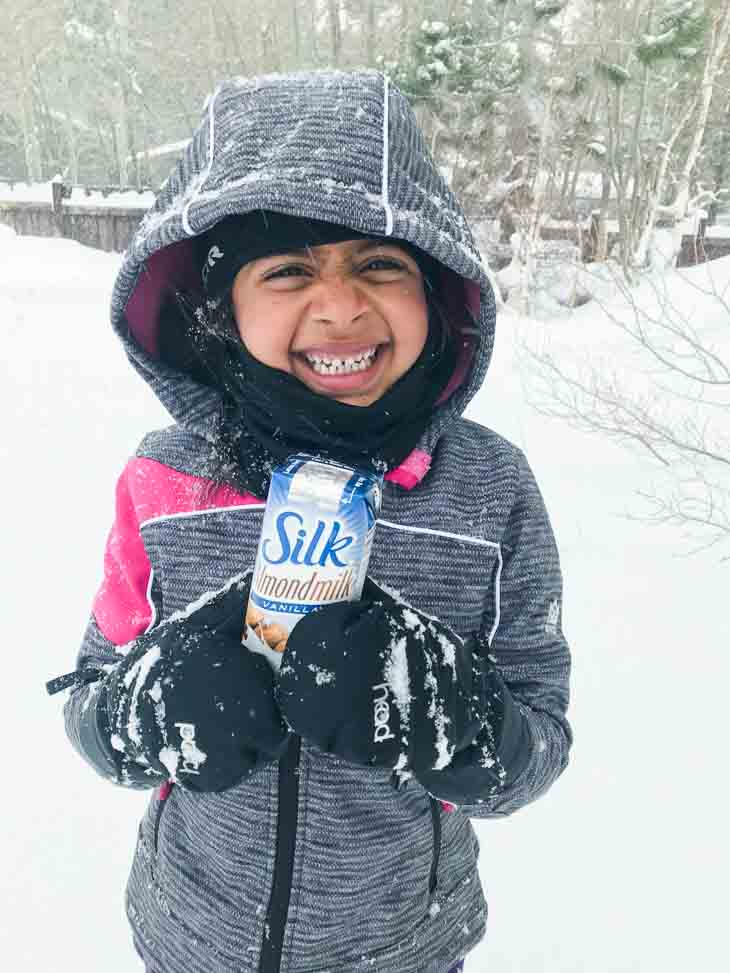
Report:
520,263,730,551
0,2,65,182
0,0,727,237
581,0,730,276
381,1,576,227
633,1,730,267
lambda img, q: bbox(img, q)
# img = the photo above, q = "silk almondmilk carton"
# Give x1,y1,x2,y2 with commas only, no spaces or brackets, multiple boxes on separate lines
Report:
243,454,382,669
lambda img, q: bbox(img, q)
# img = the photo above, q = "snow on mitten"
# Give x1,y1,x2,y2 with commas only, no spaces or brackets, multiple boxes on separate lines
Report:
104,573,290,793
415,645,532,804
276,578,481,776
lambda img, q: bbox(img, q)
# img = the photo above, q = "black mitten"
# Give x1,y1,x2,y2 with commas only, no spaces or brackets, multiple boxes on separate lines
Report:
276,578,481,775
105,573,290,792
415,650,532,803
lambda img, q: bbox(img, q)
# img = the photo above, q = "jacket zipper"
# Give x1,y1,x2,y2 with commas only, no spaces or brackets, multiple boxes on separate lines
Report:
429,797,442,896
259,735,302,973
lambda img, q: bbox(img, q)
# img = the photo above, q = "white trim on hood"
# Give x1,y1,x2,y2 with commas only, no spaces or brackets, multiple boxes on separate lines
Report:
381,74,394,236
182,84,223,237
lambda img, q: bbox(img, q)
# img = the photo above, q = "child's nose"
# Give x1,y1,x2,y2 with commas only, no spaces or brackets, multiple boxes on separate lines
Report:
309,275,370,327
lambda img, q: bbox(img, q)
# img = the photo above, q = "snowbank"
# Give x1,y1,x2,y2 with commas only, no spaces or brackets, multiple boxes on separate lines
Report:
2,232,727,973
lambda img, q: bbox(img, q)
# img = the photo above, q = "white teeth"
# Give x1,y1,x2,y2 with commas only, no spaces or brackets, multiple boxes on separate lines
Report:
305,346,378,375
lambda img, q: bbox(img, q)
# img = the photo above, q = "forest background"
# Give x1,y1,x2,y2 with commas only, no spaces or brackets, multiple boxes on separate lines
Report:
2,0,730,276
3,5,729,968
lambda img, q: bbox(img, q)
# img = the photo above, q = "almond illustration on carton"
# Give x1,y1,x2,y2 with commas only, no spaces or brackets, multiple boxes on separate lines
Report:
245,601,265,641
244,603,289,653
261,622,288,652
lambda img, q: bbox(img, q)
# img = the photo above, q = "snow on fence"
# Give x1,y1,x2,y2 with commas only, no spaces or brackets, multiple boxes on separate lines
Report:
580,214,730,267
0,181,155,253
0,180,728,266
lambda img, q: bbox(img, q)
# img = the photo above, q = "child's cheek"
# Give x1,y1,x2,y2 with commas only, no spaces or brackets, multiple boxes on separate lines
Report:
236,324,290,373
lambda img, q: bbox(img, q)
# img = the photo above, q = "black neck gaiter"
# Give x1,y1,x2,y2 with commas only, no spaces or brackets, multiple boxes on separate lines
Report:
218,317,457,498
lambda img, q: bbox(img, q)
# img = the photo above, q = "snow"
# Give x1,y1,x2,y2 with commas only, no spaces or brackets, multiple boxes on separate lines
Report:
401,606,426,640
124,645,161,746
158,747,181,779
64,18,99,44
135,139,191,161
66,187,155,209
307,663,336,686
0,180,154,209
384,633,412,732
2,230,729,971
706,222,730,238
166,573,248,623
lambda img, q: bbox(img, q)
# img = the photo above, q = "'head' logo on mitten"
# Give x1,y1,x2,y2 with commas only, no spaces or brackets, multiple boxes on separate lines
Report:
175,722,206,775
372,684,395,744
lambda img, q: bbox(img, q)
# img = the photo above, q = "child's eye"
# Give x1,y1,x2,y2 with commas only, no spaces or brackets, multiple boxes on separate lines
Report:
359,257,406,275
263,264,311,281
363,258,400,270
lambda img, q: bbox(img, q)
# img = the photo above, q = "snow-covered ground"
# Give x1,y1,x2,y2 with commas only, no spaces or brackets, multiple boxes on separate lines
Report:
2,227,727,971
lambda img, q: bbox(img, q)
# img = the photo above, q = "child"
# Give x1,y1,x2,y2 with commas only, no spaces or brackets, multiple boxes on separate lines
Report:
51,71,572,973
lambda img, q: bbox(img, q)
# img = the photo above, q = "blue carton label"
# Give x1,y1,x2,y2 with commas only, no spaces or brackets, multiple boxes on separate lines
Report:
244,454,382,668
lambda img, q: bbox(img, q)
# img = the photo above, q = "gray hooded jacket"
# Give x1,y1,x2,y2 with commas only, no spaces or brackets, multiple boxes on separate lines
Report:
63,71,572,973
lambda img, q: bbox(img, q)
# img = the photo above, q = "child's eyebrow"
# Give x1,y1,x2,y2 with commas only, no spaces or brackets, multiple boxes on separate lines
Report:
273,239,403,258
351,239,400,252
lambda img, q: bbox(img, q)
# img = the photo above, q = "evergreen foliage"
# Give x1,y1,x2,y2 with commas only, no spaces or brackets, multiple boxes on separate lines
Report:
0,0,726,268
636,0,707,66
594,60,632,85
534,0,568,18
387,17,522,112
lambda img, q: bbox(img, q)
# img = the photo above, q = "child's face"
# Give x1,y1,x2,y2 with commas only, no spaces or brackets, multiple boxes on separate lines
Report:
230,239,429,406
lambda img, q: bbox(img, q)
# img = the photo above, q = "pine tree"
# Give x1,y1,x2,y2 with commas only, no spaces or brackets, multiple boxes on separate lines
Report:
380,11,524,215
636,0,707,65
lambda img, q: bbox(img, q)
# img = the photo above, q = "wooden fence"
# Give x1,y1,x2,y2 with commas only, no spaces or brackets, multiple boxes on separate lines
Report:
0,182,150,253
543,215,730,268
1,182,729,265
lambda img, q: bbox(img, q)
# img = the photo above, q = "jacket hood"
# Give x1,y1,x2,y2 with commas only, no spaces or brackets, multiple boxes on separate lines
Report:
111,70,496,471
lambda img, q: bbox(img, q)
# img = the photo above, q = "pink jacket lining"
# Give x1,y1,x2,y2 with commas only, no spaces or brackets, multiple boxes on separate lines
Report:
95,454,457,813
92,451,431,647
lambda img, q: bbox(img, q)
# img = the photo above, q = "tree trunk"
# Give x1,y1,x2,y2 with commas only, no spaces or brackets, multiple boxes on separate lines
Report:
290,0,301,65
219,2,248,75
632,95,694,266
366,0,377,67
634,5,730,267
398,0,410,58
308,1,320,63
59,36,79,184
328,0,342,64
207,6,219,86
595,168,612,261
260,17,282,72
18,24,42,182
115,0,131,186
668,5,730,234
711,101,730,216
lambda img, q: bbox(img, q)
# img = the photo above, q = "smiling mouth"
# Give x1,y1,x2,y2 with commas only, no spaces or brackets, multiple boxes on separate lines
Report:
299,344,382,376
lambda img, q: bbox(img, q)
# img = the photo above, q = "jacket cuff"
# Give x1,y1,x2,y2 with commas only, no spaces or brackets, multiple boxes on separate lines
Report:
414,686,531,805
495,682,532,785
